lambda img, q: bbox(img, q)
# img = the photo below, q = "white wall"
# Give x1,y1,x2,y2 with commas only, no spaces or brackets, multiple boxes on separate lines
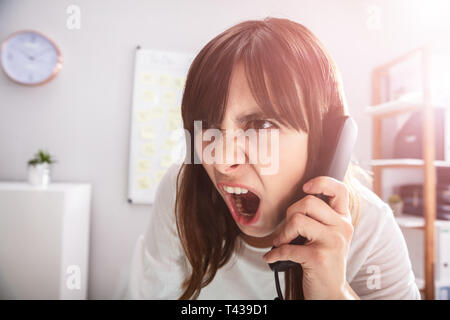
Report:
1,0,449,299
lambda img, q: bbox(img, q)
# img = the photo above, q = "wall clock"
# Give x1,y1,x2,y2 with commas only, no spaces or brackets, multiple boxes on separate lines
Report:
0,30,62,86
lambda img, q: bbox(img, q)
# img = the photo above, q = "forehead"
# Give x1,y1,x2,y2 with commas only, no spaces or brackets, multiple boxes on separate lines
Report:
224,63,260,116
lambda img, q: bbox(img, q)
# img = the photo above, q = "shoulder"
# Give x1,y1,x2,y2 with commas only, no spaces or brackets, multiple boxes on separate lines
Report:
155,163,182,203
347,178,420,299
125,163,188,299
348,177,396,261
346,177,395,278
150,163,182,221
351,178,393,233
143,163,183,250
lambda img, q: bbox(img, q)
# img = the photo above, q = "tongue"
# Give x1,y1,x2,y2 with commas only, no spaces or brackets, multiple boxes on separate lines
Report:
237,191,259,214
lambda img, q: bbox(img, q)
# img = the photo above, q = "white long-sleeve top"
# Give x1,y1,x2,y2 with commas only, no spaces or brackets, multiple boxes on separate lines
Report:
125,163,421,300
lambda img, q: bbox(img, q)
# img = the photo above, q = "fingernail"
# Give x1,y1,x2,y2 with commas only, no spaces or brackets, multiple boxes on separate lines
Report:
273,238,280,246
304,181,312,192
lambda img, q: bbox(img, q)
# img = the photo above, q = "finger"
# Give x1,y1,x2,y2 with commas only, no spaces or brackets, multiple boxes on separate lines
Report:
303,176,350,216
263,243,313,265
275,212,326,246
286,194,341,226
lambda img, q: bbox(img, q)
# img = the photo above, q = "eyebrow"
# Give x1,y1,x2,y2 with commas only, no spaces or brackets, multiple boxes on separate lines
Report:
235,110,269,124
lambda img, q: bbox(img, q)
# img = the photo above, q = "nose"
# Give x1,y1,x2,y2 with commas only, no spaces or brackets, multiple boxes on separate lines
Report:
214,129,247,175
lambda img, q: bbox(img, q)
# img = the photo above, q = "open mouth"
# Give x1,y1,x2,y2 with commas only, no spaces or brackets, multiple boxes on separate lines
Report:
221,185,261,225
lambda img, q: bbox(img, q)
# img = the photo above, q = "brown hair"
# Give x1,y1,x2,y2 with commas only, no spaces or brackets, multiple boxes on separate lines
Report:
175,17,368,300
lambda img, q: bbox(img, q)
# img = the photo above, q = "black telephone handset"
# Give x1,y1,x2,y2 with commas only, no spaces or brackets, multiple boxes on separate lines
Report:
268,115,358,299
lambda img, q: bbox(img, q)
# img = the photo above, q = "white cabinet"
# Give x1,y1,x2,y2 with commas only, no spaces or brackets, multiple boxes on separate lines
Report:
398,217,450,299
0,183,91,299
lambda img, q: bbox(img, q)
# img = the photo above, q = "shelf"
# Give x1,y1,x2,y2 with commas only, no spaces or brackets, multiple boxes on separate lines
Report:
369,159,450,168
366,99,422,118
414,278,450,295
395,214,450,229
395,215,425,229
366,92,450,119
371,46,438,300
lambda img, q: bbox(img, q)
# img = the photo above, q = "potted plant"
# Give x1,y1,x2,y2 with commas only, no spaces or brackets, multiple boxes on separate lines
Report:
388,194,403,216
27,149,57,187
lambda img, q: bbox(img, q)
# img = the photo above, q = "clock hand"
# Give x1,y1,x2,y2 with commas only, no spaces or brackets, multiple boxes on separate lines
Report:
11,45,34,60
33,47,52,59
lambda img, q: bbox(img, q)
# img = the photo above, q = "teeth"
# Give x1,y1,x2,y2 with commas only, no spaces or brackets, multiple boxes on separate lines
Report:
239,212,254,217
223,186,249,195
223,185,257,218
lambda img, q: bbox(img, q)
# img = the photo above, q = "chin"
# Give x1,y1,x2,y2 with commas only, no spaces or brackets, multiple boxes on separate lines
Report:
239,227,271,238
237,218,281,238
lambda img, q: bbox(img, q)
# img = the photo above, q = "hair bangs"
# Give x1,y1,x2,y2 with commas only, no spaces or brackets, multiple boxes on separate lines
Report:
182,20,311,133
241,38,310,133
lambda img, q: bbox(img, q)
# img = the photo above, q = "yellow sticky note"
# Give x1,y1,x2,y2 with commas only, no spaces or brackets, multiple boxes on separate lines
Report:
137,159,151,173
141,73,154,85
136,110,151,123
140,127,155,140
168,106,180,116
150,106,164,119
167,117,181,131
154,169,165,185
164,137,178,149
141,143,156,157
142,89,156,103
137,176,151,189
158,74,170,87
161,91,176,106
173,76,186,88
160,153,172,168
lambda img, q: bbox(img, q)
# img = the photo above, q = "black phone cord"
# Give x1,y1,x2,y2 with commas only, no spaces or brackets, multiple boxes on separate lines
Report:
274,270,284,300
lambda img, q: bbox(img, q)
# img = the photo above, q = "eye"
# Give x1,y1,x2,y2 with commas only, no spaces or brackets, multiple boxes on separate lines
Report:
247,119,278,130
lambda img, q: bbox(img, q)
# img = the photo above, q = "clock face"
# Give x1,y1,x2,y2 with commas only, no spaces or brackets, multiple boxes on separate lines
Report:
0,30,62,85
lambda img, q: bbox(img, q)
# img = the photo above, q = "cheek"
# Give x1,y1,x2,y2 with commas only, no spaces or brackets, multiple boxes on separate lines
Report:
258,131,308,176
279,137,308,173
263,133,308,204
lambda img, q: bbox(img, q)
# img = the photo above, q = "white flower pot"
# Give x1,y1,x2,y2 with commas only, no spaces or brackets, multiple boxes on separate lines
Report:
28,163,51,188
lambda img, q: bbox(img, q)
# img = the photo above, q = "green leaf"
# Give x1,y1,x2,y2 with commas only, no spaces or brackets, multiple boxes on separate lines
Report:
28,149,57,165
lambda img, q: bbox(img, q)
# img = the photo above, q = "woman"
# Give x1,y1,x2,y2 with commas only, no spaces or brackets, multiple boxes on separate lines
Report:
126,17,420,300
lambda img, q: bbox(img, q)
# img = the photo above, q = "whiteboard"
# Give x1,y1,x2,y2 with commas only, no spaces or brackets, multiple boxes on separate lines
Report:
127,47,193,204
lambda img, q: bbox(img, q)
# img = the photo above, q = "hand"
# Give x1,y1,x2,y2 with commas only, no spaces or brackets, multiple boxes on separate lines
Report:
263,176,358,300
